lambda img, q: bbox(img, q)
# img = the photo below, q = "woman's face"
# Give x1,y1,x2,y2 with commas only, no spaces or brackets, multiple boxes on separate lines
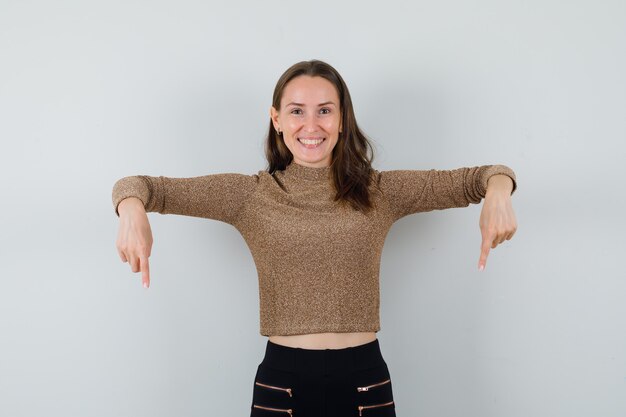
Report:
270,75,342,168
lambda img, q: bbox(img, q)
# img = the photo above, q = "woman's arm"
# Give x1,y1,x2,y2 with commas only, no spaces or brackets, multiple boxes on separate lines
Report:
376,164,517,222
111,172,260,226
111,172,261,289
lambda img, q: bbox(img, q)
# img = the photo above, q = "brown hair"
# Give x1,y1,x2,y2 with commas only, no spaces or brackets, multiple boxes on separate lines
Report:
264,59,377,213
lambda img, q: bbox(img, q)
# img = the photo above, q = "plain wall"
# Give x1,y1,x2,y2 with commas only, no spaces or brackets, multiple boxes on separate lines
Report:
1,0,624,416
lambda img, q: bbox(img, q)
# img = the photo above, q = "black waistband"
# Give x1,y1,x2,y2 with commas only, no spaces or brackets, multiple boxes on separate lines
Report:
260,338,386,374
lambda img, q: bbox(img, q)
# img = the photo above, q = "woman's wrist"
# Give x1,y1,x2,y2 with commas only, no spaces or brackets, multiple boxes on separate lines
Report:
118,197,145,215
486,174,514,196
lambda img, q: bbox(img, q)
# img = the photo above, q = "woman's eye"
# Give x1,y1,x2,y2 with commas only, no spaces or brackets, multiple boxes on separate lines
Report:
291,109,302,115
320,108,331,114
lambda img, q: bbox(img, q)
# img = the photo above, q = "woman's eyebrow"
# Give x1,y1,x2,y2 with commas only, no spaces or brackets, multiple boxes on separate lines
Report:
285,101,337,107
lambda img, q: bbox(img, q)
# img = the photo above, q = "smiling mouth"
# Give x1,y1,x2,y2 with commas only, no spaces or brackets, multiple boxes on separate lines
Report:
298,137,325,148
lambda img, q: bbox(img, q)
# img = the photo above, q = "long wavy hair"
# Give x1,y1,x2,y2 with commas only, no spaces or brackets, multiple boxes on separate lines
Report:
264,59,377,213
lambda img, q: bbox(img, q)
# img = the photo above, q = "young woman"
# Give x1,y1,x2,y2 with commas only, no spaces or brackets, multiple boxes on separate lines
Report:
112,59,517,417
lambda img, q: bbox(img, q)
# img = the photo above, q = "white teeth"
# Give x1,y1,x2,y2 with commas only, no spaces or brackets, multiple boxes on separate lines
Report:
299,138,324,145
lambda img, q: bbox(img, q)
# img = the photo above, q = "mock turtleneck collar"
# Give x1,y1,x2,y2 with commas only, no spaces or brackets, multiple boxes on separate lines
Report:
283,161,332,182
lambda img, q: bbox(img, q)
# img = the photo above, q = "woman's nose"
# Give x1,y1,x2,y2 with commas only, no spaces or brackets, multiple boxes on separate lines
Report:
303,113,318,131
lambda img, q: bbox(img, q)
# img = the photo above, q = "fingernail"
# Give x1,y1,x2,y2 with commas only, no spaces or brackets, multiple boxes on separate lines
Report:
478,264,484,271
143,282,148,289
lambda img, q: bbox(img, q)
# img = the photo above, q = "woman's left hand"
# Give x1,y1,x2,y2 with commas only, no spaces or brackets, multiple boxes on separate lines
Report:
478,175,517,271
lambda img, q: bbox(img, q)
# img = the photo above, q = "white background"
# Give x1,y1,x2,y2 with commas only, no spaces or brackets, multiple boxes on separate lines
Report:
1,0,624,416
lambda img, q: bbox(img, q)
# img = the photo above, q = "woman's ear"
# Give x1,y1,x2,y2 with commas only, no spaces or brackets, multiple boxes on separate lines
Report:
270,106,280,131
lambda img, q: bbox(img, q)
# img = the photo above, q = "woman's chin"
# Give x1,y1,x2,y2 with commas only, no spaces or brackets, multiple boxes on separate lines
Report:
293,155,332,167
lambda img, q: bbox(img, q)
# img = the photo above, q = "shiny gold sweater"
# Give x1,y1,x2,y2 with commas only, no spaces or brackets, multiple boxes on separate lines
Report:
112,162,517,336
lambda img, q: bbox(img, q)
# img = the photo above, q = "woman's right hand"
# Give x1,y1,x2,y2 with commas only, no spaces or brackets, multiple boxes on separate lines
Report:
116,197,153,288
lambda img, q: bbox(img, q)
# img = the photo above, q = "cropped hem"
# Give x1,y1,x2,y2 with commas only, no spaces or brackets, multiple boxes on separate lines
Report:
261,323,381,337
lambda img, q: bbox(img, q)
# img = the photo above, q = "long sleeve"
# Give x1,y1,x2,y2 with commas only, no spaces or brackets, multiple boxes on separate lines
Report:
111,172,260,226
376,164,517,222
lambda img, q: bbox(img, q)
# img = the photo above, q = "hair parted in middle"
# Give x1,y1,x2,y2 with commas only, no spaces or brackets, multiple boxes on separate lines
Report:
264,59,378,213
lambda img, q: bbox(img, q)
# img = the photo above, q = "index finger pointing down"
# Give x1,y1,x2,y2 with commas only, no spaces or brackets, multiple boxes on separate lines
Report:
140,255,150,288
